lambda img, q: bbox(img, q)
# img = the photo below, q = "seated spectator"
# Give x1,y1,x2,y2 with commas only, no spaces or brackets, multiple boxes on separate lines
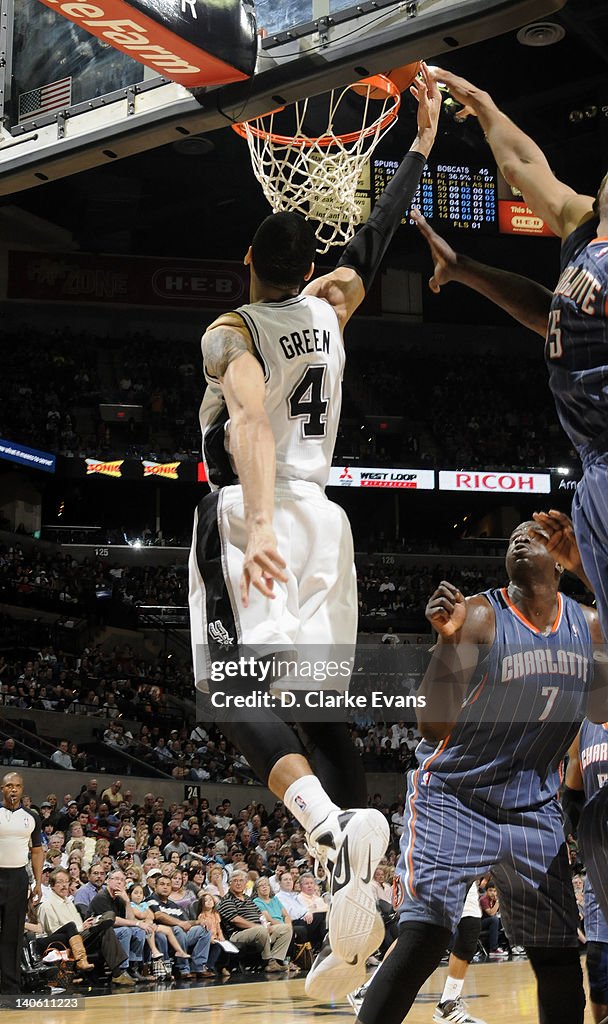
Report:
89,869,152,982
169,868,197,914
479,882,507,957
147,874,213,979
65,823,96,870
101,781,124,809
38,868,130,984
127,882,190,980
186,864,206,896
371,865,393,904
163,827,189,862
51,740,73,770
252,876,301,973
298,874,328,917
56,801,80,835
74,863,106,915
275,872,325,950
205,864,228,902
196,893,233,977
217,870,291,973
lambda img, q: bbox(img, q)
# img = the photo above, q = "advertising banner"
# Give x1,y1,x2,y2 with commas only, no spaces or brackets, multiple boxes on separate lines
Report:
439,470,551,494
328,466,435,489
0,438,56,473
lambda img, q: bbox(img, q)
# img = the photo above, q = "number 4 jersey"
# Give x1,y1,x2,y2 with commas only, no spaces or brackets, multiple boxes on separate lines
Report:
200,295,344,490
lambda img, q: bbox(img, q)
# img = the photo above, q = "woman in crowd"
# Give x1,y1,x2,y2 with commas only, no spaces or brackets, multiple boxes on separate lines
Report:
135,822,149,851
169,868,197,913
186,863,206,896
125,863,144,886
253,878,300,975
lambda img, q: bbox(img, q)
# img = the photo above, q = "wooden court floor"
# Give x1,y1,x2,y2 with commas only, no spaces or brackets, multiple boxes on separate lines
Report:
5,960,596,1024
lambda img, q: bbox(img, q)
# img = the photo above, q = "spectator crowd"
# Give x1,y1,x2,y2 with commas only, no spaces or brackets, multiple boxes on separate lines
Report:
0,325,576,471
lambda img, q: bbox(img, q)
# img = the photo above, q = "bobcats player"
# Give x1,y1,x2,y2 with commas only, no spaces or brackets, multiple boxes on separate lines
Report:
188,65,441,997
355,515,607,1024
565,723,608,1024
421,67,608,642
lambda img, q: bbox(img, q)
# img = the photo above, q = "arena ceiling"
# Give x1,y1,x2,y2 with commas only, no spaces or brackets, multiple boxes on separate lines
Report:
1,0,606,269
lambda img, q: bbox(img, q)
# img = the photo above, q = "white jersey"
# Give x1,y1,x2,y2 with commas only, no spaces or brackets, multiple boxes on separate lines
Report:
200,294,344,489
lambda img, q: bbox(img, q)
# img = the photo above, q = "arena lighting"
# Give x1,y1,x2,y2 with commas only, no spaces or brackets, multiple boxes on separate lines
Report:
557,467,571,475
132,539,143,549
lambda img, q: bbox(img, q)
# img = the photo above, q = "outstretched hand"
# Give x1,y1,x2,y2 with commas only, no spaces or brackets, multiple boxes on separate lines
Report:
411,210,459,292
410,61,442,138
427,66,488,122
426,580,467,638
532,510,582,575
241,524,288,606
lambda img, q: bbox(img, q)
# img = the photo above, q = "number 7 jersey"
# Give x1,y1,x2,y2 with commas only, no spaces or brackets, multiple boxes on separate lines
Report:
200,294,344,490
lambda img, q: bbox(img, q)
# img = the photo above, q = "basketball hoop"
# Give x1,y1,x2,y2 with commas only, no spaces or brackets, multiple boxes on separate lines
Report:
232,76,401,254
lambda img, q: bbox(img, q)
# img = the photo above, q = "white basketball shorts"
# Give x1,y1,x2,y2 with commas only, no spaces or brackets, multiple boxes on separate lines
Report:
188,479,357,693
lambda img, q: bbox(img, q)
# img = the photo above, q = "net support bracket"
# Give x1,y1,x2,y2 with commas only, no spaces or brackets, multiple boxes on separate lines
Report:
126,86,138,117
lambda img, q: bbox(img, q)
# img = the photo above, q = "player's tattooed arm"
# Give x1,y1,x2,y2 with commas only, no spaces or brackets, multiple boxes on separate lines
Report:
202,317,254,380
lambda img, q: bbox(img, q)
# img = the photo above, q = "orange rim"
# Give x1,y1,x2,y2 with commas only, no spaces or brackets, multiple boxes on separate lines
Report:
231,75,401,148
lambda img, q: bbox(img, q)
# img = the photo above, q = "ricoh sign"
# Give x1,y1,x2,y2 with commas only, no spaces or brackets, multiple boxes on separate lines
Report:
439,471,551,494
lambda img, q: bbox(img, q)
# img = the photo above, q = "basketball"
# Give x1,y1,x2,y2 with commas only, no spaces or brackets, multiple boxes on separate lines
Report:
351,62,422,100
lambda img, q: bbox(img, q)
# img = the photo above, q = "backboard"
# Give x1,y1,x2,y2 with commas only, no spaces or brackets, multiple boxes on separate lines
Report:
0,0,567,195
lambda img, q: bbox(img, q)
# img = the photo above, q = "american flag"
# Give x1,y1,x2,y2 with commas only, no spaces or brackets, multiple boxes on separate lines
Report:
18,78,72,122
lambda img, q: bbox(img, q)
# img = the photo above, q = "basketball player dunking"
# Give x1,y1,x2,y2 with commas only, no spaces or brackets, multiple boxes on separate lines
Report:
188,65,441,999
415,67,608,643
355,513,607,1024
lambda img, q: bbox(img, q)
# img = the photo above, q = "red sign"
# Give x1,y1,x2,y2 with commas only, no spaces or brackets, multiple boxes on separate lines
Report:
85,458,124,478
37,0,251,87
498,201,555,237
142,461,180,480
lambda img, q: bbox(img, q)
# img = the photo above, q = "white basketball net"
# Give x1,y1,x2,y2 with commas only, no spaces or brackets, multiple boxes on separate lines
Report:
235,80,400,254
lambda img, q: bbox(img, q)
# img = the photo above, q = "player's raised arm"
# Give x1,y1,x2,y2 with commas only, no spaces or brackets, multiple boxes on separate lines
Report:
202,323,288,606
412,210,553,337
534,509,608,724
428,67,596,240
303,62,442,328
417,583,493,742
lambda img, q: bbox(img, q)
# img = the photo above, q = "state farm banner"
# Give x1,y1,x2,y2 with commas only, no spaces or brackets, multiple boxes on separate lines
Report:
439,470,551,494
328,467,435,489
7,252,249,309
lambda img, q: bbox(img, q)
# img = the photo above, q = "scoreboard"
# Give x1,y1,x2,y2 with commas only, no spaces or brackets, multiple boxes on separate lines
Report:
357,158,555,237
373,158,497,233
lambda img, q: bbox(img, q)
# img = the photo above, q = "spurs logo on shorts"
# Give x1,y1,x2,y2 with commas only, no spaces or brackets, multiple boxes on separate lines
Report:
208,620,234,646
